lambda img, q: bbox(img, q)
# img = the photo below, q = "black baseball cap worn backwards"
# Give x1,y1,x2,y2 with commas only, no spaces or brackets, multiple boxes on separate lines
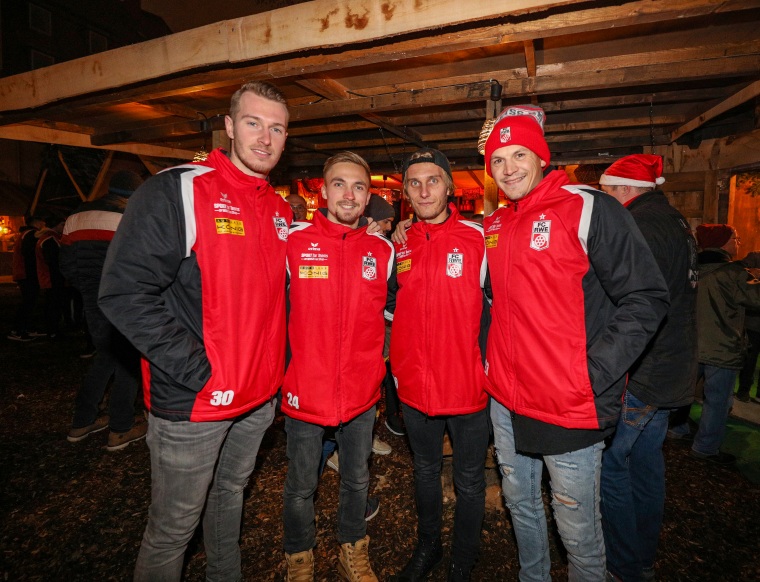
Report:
402,148,453,181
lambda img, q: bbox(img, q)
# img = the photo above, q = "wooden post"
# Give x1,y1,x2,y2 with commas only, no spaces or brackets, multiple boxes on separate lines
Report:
29,168,48,216
211,129,230,152
702,170,719,223
87,151,114,201
58,150,86,201
483,98,501,216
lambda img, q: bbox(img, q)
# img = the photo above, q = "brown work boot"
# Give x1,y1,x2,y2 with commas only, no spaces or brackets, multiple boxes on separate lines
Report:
285,549,314,582
67,415,110,442
106,419,147,451
337,535,378,581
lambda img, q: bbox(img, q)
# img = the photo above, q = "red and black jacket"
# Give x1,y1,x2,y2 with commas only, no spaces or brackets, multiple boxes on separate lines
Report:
389,204,488,416
283,209,395,425
100,149,290,422
484,170,669,430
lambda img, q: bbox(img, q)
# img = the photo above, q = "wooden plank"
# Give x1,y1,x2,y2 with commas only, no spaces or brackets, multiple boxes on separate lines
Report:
29,168,48,216
703,170,719,222
58,150,87,202
287,53,758,122
0,124,194,159
0,0,746,117
87,151,114,201
670,79,760,142
0,0,583,112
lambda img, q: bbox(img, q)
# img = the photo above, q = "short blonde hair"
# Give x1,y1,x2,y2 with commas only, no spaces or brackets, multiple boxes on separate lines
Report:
230,81,288,119
323,151,371,183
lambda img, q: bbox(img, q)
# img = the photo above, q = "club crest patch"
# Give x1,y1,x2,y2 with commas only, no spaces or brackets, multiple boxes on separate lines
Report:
499,126,511,144
446,251,463,278
273,215,288,241
530,217,551,251
362,254,377,281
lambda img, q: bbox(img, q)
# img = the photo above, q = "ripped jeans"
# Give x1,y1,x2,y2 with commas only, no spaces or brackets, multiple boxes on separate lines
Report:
491,399,606,582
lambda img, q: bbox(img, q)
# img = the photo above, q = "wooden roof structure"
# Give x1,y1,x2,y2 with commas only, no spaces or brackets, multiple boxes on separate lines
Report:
1,0,759,189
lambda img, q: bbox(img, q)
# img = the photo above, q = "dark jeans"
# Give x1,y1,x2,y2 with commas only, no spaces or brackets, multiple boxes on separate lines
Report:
601,390,670,582
13,279,39,334
283,406,376,553
738,329,760,398
71,306,141,433
402,403,489,568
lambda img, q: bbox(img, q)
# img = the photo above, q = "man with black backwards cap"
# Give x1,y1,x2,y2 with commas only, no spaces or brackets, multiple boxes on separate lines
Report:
482,106,669,581
671,223,760,466
99,82,291,581
61,170,146,451
387,148,489,582
597,154,698,582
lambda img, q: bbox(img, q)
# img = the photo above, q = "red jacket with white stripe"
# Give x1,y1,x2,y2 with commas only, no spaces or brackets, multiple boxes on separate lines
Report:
100,149,290,422
389,204,488,416
483,170,669,430
283,209,395,425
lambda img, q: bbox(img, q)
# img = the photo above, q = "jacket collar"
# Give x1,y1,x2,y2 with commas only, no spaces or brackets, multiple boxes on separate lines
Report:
313,207,369,237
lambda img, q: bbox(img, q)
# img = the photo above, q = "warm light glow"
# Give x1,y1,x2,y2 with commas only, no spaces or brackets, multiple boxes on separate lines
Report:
193,149,209,162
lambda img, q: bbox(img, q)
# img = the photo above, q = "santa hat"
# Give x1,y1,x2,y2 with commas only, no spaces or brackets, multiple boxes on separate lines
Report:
696,224,734,250
484,105,550,176
599,154,665,189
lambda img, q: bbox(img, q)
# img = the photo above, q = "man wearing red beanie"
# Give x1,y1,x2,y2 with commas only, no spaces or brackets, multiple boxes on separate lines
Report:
482,107,670,581
598,154,699,582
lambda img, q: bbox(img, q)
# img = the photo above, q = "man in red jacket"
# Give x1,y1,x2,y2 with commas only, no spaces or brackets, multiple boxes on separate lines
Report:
99,81,291,582
282,151,394,582
387,148,489,582
482,106,669,581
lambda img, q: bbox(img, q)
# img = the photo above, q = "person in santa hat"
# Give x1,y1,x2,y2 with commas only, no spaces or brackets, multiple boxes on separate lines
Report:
598,154,699,582
482,108,670,582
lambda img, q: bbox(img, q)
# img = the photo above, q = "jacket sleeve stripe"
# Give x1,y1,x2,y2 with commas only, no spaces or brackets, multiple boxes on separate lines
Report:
564,185,595,255
179,167,213,258
62,209,122,238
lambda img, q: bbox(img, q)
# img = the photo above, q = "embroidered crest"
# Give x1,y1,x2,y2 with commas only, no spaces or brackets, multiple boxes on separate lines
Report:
530,216,551,251
362,253,377,281
499,126,511,144
446,250,463,278
273,215,288,241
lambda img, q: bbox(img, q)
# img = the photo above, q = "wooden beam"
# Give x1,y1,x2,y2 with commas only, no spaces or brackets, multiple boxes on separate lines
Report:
87,150,114,201
58,150,87,202
296,77,428,148
467,170,484,189
0,124,194,159
0,0,584,113
29,168,48,216
0,0,748,121
523,40,539,106
670,79,760,142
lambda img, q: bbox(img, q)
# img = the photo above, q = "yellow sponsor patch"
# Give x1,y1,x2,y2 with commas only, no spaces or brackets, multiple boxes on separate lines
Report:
299,265,329,279
485,234,499,248
215,218,245,236
397,258,411,273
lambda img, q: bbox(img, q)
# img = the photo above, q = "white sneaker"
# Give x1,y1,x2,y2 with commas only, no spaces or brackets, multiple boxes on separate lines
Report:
372,437,392,455
326,451,340,472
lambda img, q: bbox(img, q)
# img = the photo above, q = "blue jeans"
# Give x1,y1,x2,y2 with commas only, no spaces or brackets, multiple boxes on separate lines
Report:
402,403,489,568
134,402,275,582
692,364,737,456
72,305,141,433
600,390,670,582
283,406,375,553
491,399,606,582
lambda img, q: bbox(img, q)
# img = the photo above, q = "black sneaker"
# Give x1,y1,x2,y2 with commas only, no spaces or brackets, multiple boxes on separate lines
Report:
689,449,736,465
364,497,380,521
390,537,443,581
447,561,474,582
736,392,750,403
385,415,406,436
